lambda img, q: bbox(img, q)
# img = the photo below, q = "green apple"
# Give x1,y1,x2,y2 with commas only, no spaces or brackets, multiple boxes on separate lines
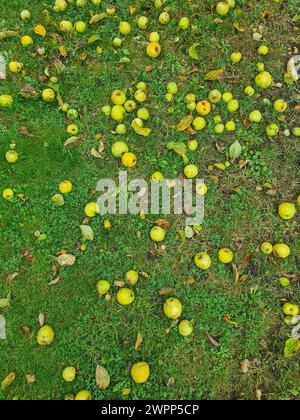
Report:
67,109,79,120
150,226,166,242
111,105,125,122
124,100,136,113
135,90,147,103
292,127,300,136
214,123,225,134
184,164,199,179
216,2,230,16
136,82,147,92
159,12,170,25
75,21,86,33
186,102,196,111
278,202,296,220
231,52,242,64
154,0,163,8
194,252,212,270
21,9,31,20
227,99,239,112
165,93,174,102
274,99,287,113
179,17,190,30
167,82,178,95
258,45,269,56
244,86,255,96
222,92,233,103
138,16,149,30
119,21,132,35
226,120,236,131
208,89,222,104
283,303,299,317
137,108,150,120
62,367,76,382
5,150,19,163
266,123,279,137
185,93,196,104
113,37,122,48
249,110,262,123
111,141,129,158
255,71,273,89
102,105,111,116
193,117,206,131
149,32,160,42
125,270,139,286
116,124,127,135
188,140,198,151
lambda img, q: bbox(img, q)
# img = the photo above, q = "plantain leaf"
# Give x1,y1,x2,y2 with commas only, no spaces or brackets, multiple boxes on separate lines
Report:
167,142,187,155
80,225,94,241
284,338,300,358
229,140,242,159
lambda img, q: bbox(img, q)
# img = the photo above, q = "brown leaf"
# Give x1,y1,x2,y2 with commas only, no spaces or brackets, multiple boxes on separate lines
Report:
255,389,262,400
215,142,225,153
146,65,153,72
38,313,45,327
232,263,240,284
95,365,110,389
204,332,220,347
26,374,36,384
155,219,171,229
54,254,76,267
7,273,19,282
22,326,31,334
240,359,251,374
48,32,64,44
134,333,143,350
19,126,35,137
166,377,175,387
20,84,37,99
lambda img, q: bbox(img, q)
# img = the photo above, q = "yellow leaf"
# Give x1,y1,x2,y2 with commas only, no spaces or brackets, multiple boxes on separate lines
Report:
205,69,225,81
134,333,143,350
59,45,67,57
89,13,106,25
189,43,200,60
1,373,16,391
176,115,194,132
34,25,47,37
129,6,137,15
132,121,151,137
213,163,226,170
122,388,131,396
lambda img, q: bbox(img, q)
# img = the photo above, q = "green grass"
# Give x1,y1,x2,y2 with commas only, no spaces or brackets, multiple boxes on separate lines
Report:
0,0,299,401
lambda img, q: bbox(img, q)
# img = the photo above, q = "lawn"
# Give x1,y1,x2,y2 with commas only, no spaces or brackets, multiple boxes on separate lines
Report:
0,0,299,401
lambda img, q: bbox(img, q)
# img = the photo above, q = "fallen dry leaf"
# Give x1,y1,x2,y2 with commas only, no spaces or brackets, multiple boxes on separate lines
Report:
95,365,110,390
204,332,220,347
134,333,143,350
47,277,60,286
54,254,76,267
38,313,45,327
